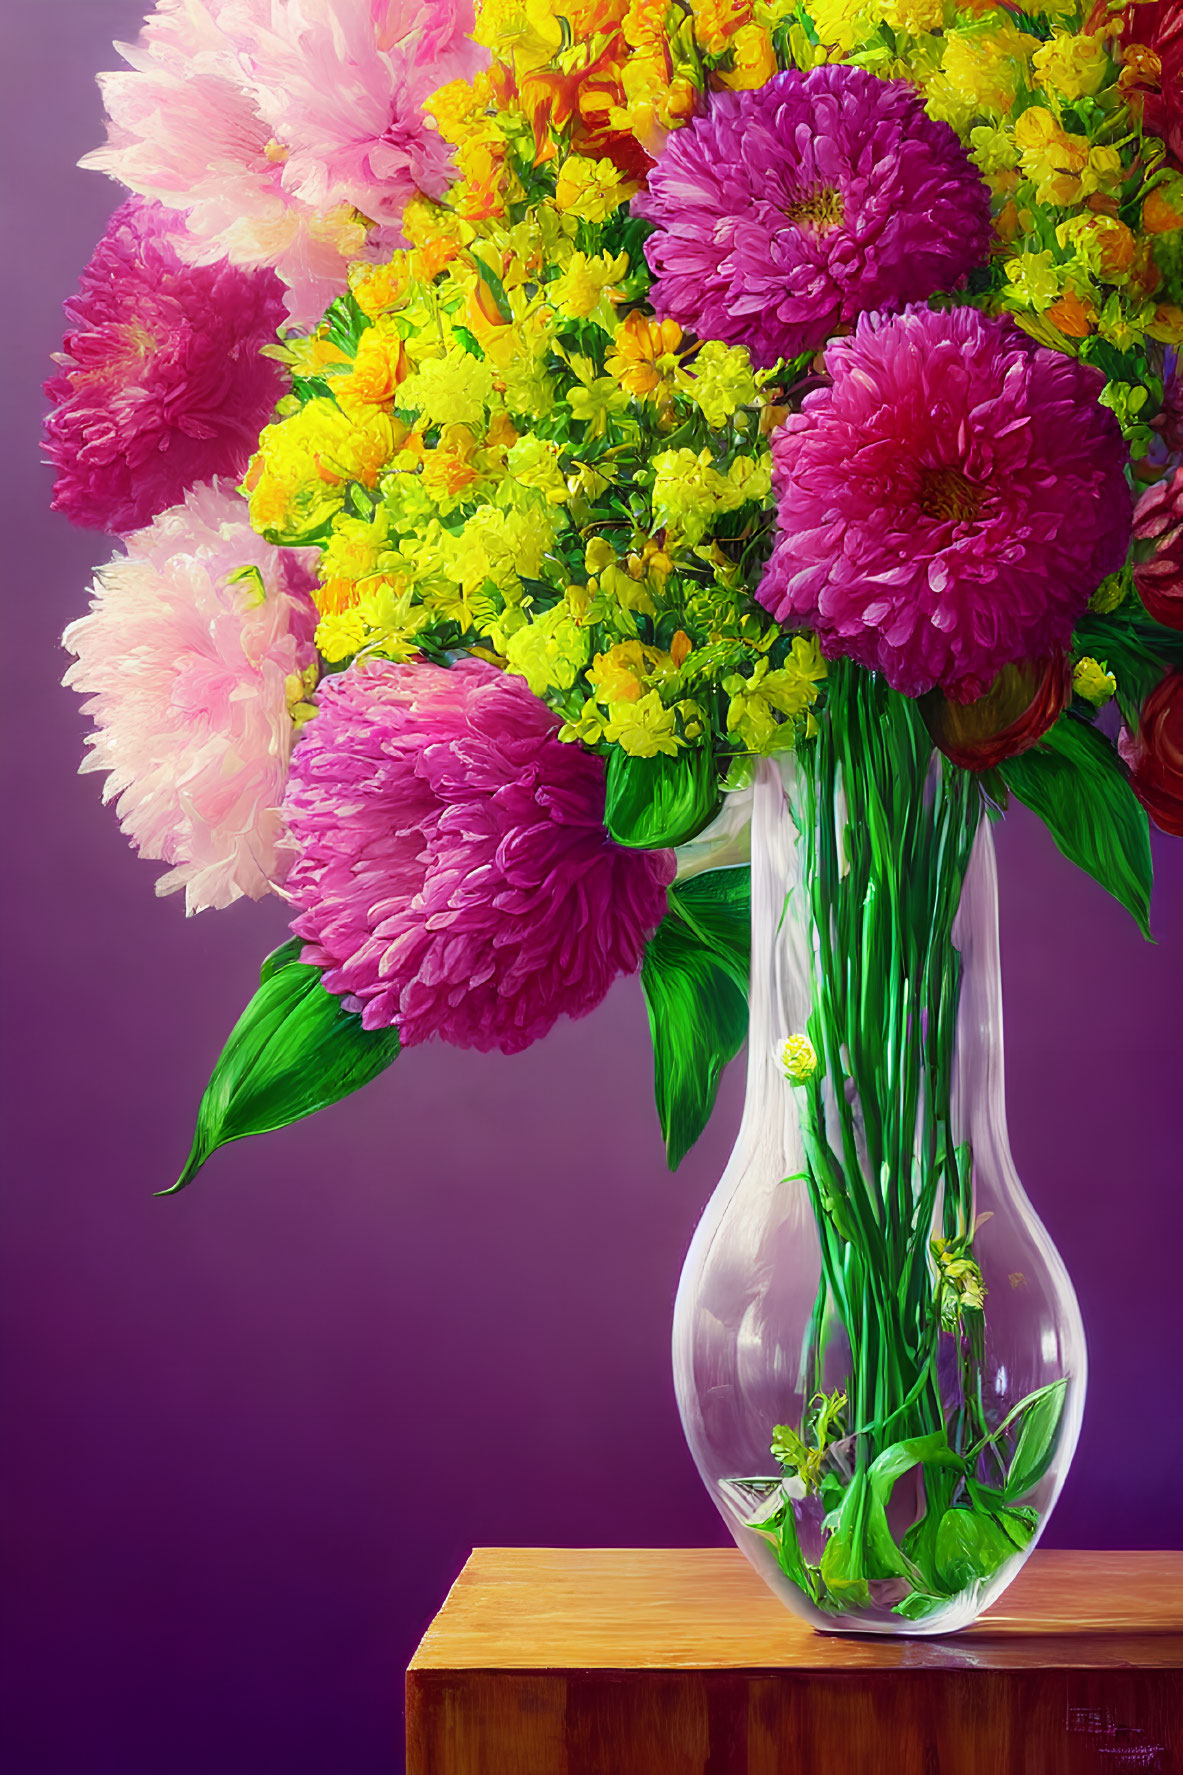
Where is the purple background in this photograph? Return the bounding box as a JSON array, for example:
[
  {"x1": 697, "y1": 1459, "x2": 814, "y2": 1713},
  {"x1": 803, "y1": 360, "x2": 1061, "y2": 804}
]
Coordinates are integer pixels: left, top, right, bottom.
[{"x1": 2, "y1": 6, "x2": 1181, "y2": 1771}]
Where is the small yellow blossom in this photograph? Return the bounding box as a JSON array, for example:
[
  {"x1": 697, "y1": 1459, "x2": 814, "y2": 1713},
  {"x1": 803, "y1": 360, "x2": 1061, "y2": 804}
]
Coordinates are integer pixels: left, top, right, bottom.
[
  {"x1": 651, "y1": 447, "x2": 772, "y2": 546},
  {"x1": 548, "y1": 249, "x2": 629, "y2": 319},
  {"x1": 504, "y1": 601, "x2": 591, "y2": 695},
  {"x1": 1057, "y1": 213, "x2": 1137, "y2": 282},
  {"x1": 1004, "y1": 249, "x2": 1064, "y2": 312},
  {"x1": 969, "y1": 124, "x2": 1019, "y2": 178},
  {"x1": 398, "y1": 349, "x2": 495, "y2": 427},
  {"x1": 941, "y1": 24, "x2": 1037, "y2": 119},
  {"x1": 781, "y1": 1034, "x2": 819, "y2": 1084},
  {"x1": 724, "y1": 638, "x2": 826, "y2": 752},
  {"x1": 683, "y1": 339, "x2": 759, "y2": 427},
  {"x1": 876, "y1": 0, "x2": 942, "y2": 34},
  {"x1": 602, "y1": 688, "x2": 681, "y2": 756},
  {"x1": 506, "y1": 433, "x2": 569, "y2": 504},
  {"x1": 316, "y1": 608, "x2": 372, "y2": 664},
  {"x1": 554, "y1": 155, "x2": 634, "y2": 223},
  {"x1": 805, "y1": 0, "x2": 874, "y2": 53},
  {"x1": 1073, "y1": 657, "x2": 1117, "y2": 704},
  {"x1": 348, "y1": 257, "x2": 412, "y2": 319},
  {"x1": 1032, "y1": 32, "x2": 1110, "y2": 102}
]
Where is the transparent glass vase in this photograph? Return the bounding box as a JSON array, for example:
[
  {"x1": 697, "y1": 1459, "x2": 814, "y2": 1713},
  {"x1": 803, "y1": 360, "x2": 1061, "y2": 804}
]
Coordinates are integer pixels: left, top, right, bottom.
[{"x1": 673, "y1": 743, "x2": 1087, "y2": 1635}]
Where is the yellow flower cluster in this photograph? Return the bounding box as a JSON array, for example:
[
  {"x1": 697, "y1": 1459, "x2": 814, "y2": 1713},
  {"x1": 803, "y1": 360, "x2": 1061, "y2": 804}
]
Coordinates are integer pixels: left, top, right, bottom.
[
  {"x1": 795, "y1": 0, "x2": 1183, "y2": 398},
  {"x1": 244, "y1": 40, "x2": 811, "y2": 767}
]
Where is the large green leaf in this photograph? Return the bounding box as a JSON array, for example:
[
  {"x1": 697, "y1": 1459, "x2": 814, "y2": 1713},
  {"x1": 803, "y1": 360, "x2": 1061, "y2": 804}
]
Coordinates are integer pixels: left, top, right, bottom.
[
  {"x1": 165, "y1": 945, "x2": 400, "y2": 1193},
  {"x1": 641, "y1": 868, "x2": 749, "y2": 1169},
  {"x1": 934, "y1": 1507, "x2": 1021, "y2": 1593},
  {"x1": 999, "y1": 716, "x2": 1153, "y2": 938},
  {"x1": 1005, "y1": 1377, "x2": 1068, "y2": 1501},
  {"x1": 818, "y1": 1470, "x2": 871, "y2": 1610},
  {"x1": 605, "y1": 744, "x2": 720, "y2": 849},
  {"x1": 864, "y1": 1433, "x2": 965, "y2": 1582}
]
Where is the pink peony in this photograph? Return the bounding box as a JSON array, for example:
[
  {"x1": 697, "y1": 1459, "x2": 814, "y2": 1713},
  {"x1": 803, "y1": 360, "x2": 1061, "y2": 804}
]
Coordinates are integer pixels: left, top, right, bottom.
[
  {"x1": 63, "y1": 480, "x2": 318, "y2": 914},
  {"x1": 282, "y1": 658, "x2": 675, "y2": 1052},
  {"x1": 633, "y1": 65, "x2": 992, "y2": 368},
  {"x1": 758, "y1": 305, "x2": 1132, "y2": 702},
  {"x1": 81, "y1": 0, "x2": 487, "y2": 328},
  {"x1": 44, "y1": 198, "x2": 287, "y2": 534}
]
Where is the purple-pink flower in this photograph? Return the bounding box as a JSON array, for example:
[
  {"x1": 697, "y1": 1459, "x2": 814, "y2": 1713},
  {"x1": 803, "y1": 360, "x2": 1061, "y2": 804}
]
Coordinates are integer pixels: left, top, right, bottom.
[
  {"x1": 633, "y1": 65, "x2": 992, "y2": 368},
  {"x1": 81, "y1": 0, "x2": 487, "y2": 327},
  {"x1": 758, "y1": 305, "x2": 1131, "y2": 702},
  {"x1": 44, "y1": 198, "x2": 287, "y2": 535},
  {"x1": 282, "y1": 658, "x2": 675, "y2": 1053},
  {"x1": 63, "y1": 480, "x2": 318, "y2": 914}
]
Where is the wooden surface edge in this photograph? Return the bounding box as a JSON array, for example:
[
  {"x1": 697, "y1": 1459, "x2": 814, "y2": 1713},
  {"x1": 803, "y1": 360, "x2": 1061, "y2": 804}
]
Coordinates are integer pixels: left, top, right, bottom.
[{"x1": 409, "y1": 1548, "x2": 1183, "y2": 1675}]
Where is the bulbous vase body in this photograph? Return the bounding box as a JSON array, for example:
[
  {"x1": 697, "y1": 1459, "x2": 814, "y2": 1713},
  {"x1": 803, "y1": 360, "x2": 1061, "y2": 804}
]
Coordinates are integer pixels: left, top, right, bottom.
[{"x1": 673, "y1": 743, "x2": 1086, "y2": 1635}]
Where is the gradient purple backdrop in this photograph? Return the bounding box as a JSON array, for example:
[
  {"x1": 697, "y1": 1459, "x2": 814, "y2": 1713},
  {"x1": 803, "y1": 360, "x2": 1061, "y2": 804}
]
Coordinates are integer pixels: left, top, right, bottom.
[{"x1": 1, "y1": 7, "x2": 1181, "y2": 1771}]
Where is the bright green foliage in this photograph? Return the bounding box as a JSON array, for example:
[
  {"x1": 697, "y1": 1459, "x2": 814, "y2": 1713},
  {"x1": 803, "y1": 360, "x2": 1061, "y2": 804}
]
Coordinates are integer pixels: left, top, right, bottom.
[
  {"x1": 999, "y1": 716, "x2": 1153, "y2": 938},
  {"x1": 641, "y1": 866, "x2": 749, "y2": 1169},
  {"x1": 604, "y1": 743, "x2": 720, "y2": 849},
  {"x1": 166, "y1": 943, "x2": 400, "y2": 1192}
]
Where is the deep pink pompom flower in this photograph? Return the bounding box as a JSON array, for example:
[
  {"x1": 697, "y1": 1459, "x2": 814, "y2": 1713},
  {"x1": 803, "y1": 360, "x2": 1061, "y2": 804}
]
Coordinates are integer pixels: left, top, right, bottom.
[
  {"x1": 283, "y1": 658, "x2": 675, "y2": 1053},
  {"x1": 632, "y1": 65, "x2": 992, "y2": 368},
  {"x1": 758, "y1": 305, "x2": 1132, "y2": 702},
  {"x1": 44, "y1": 198, "x2": 286, "y2": 535}
]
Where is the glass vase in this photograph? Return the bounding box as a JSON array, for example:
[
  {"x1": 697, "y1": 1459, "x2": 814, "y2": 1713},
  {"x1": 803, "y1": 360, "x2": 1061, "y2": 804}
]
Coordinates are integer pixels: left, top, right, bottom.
[{"x1": 672, "y1": 667, "x2": 1087, "y2": 1635}]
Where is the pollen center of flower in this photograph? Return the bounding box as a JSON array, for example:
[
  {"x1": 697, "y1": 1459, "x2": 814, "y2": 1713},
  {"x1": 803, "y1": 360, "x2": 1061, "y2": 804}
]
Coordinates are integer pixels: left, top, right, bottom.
[
  {"x1": 783, "y1": 186, "x2": 845, "y2": 232},
  {"x1": 918, "y1": 465, "x2": 985, "y2": 525}
]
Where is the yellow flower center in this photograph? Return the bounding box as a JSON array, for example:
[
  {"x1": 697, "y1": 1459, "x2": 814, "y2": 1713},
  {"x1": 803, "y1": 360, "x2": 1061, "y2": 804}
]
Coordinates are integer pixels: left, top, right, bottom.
[
  {"x1": 919, "y1": 466, "x2": 985, "y2": 524},
  {"x1": 784, "y1": 186, "x2": 845, "y2": 231}
]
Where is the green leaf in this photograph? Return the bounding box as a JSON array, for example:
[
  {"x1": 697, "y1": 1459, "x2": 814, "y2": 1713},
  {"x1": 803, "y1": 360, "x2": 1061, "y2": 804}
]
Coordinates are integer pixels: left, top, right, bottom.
[
  {"x1": 894, "y1": 1590, "x2": 949, "y2": 1621},
  {"x1": 259, "y1": 938, "x2": 304, "y2": 983},
  {"x1": 934, "y1": 1507, "x2": 1021, "y2": 1593},
  {"x1": 818, "y1": 1471, "x2": 871, "y2": 1610},
  {"x1": 165, "y1": 960, "x2": 400, "y2": 1193},
  {"x1": 749, "y1": 1493, "x2": 818, "y2": 1604},
  {"x1": 641, "y1": 869, "x2": 749, "y2": 1169},
  {"x1": 604, "y1": 744, "x2": 721, "y2": 849},
  {"x1": 864, "y1": 1433, "x2": 965, "y2": 1582},
  {"x1": 999, "y1": 716, "x2": 1153, "y2": 938},
  {"x1": 667, "y1": 866, "x2": 751, "y2": 972},
  {"x1": 1005, "y1": 1376, "x2": 1068, "y2": 1501}
]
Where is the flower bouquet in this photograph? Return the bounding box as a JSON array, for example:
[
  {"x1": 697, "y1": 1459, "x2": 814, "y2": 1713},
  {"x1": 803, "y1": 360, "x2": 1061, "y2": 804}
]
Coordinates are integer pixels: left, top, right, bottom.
[{"x1": 50, "y1": 0, "x2": 1183, "y2": 1632}]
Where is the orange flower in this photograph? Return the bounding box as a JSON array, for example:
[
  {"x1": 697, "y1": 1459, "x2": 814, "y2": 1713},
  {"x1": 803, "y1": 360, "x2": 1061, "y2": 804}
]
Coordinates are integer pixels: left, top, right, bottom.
[
  {"x1": 1144, "y1": 181, "x2": 1183, "y2": 232},
  {"x1": 605, "y1": 310, "x2": 684, "y2": 395},
  {"x1": 1046, "y1": 289, "x2": 1096, "y2": 337}
]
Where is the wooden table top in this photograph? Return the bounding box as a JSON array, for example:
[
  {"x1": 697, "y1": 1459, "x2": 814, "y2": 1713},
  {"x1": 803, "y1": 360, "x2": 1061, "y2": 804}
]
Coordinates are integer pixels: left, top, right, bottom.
[{"x1": 409, "y1": 1547, "x2": 1183, "y2": 1674}]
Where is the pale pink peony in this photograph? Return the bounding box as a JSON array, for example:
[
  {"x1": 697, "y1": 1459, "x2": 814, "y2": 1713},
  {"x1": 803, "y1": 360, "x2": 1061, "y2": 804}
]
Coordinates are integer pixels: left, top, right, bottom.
[
  {"x1": 63, "y1": 479, "x2": 318, "y2": 914},
  {"x1": 81, "y1": 0, "x2": 486, "y2": 328},
  {"x1": 759, "y1": 305, "x2": 1132, "y2": 701},
  {"x1": 282, "y1": 658, "x2": 676, "y2": 1052}
]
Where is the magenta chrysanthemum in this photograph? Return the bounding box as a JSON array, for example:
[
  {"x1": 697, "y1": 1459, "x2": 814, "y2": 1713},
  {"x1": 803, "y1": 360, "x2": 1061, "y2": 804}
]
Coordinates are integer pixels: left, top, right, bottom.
[
  {"x1": 63, "y1": 480, "x2": 318, "y2": 914},
  {"x1": 44, "y1": 199, "x2": 286, "y2": 535},
  {"x1": 632, "y1": 65, "x2": 992, "y2": 368},
  {"x1": 80, "y1": 0, "x2": 487, "y2": 327},
  {"x1": 282, "y1": 658, "x2": 675, "y2": 1053},
  {"x1": 758, "y1": 305, "x2": 1132, "y2": 701}
]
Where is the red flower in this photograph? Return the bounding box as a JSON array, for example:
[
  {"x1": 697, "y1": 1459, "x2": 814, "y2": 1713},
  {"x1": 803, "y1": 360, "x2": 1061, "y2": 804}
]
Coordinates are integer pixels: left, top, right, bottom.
[
  {"x1": 1134, "y1": 466, "x2": 1183, "y2": 629},
  {"x1": 1122, "y1": 1, "x2": 1183, "y2": 169},
  {"x1": 920, "y1": 655, "x2": 1072, "y2": 772},
  {"x1": 1120, "y1": 671, "x2": 1183, "y2": 834}
]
